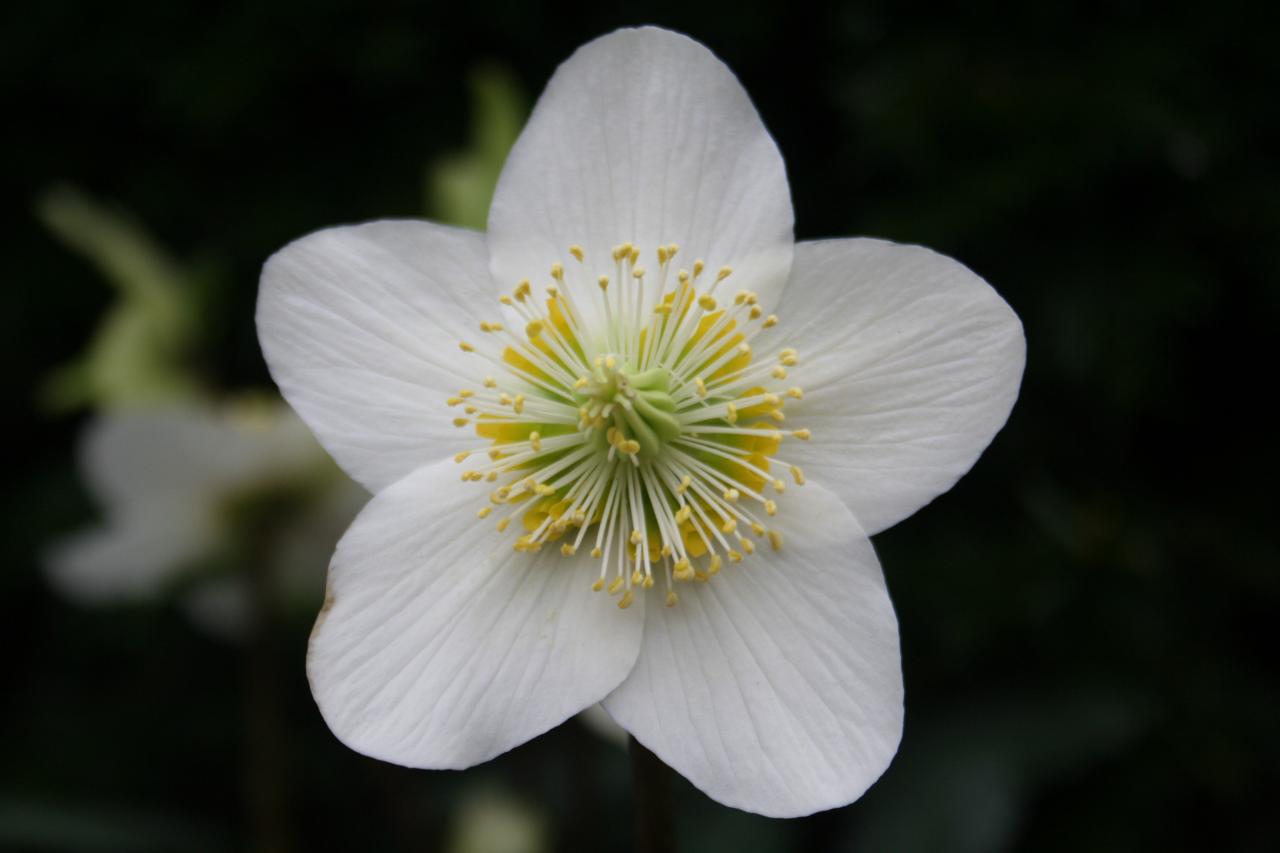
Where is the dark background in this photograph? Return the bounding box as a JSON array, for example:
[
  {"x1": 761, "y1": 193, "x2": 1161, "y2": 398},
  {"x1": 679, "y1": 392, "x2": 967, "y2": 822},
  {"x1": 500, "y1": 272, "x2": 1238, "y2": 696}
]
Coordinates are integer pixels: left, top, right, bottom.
[{"x1": 4, "y1": 1, "x2": 1278, "y2": 851}]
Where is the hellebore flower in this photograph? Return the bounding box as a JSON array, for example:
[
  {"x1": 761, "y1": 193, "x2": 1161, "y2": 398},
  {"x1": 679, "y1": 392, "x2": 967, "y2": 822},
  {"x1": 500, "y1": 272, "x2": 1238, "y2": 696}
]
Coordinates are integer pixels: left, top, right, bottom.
[
  {"x1": 257, "y1": 27, "x2": 1024, "y2": 816},
  {"x1": 47, "y1": 400, "x2": 364, "y2": 638}
]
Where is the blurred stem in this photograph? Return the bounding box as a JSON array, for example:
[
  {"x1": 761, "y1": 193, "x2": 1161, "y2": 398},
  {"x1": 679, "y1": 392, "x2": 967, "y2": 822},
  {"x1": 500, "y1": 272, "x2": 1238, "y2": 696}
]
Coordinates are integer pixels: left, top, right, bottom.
[
  {"x1": 244, "y1": 538, "x2": 294, "y2": 853},
  {"x1": 629, "y1": 736, "x2": 675, "y2": 853}
]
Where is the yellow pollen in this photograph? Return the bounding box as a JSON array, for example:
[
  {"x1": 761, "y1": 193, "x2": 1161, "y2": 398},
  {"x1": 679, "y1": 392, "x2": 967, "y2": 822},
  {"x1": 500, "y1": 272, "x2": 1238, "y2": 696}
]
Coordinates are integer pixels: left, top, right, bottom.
[
  {"x1": 750, "y1": 521, "x2": 766, "y2": 536},
  {"x1": 716, "y1": 266, "x2": 732, "y2": 282},
  {"x1": 631, "y1": 569, "x2": 644, "y2": 584},
  {"x1": 707, "y1": 554, "x2": 722, "y2": 575},
  {"x1": 513, "y1": 394, "x2": 525, "y2": 414},
  {"x1": 496, "y1": 517, "x2": 510, "y2": 532},
  {"x1": 452, "y1": 417, "x2": 469, "y2": 427},
  {"x1": 694, "y1": 377, "x2": 707, "y2": 397},
  {"x1": 633, "y1": 266, "x2": 646, "y2": 279},
  {"x1": 721, "y1": 518, "x2": 738, "y2": 533},
  {"x1": 723, "y1": 488, "x2": 740, "y2": 502},
  {"x1": 561, "y1": 544, "x2": 576, "y2": 556},
  {"x1": 674, "y1": 505, "x2": 692, "y2": 524},
  {"x1": 768, "y1": 530, "x2": 784, "y2": 551},
  {"x1": 739, "y1": 537, "x2": 755, "y2": 554},
  {"x1": 787, "y1": 387, "x2": 804, "y2": 399},
  {"x1": 677, "y1": 475, "x2": 692, "y2": 495},
  {"x1": 591, "y1": 547, "x2": 603, "y2": 558},
  {"x1": 773, "y1": 479, "x2": 786, "y2": 493},
  {"x1": 763, "y1": 314, "x2": 778, "y2": 328},
  {"x1": 598, "y1": 275, "x2": 609, "y2": 290},
  {"x1": 629, "y1": 246, "x2": 639, "y2": 264},
  {"x1": 459, "y1": 341, "x2": 475, "y2": 352},
  {"x1": 618, "y1": 590, "x2": 635, "y2": 609},
  {"x1": 500, "y1": 295, "x2": 514, "y2": 306},
  {"x1": 608, "y1": 577, "x2": 624, "y2": 595},
  {"x1": 765, "y1": 500, "x2": 777, "y2": 516},
  {"x1": 529, "y1": 431, "x2": 542, "y2": 451},
  {"x1": 447, "y1": 396, "x2": 462, "y2": 407},
  {"x1": 569, "y1": 244, "x2": 584, "y2": 261},
  {"x1": 483, "y1": 376, "x2": 496, "y2": 388},
  {"x1": 790, "y1": 465, "x2": 806, "y2": 485},
  {"x1": 727, "y1": 550, "x2": 743, "y2": 563},
  {"x1": 749, "y1": 305, "x2": 762, "y2": 320},
  {"x1": 477, "y1": 506, "x2": 492, "y2": 519},
  {"x1": 592, "y1": 578, "x2": 604, "y2": 591},
  {"x1": 726, "y1": 404, "x2": 738, "y2": 424},
  {"x1": 454, "y1": 451, "x2": 470, "y2": 463},
  {"x1": 550, "y1": 263, "x2": 564, "y2": 281},
  {"x1": 792, "y1": 428, "x2": 812, "y2": 440},
  {"x1": 693, "y1": 259, "x2": 704, "y2": 277},
  {"x1": 526, "y1": 320, "x2": 544, "y2": 338},
  {"x1": 630, "y1": 529, "x2": 643, "y2": 545},
  {"x1": 772, "y1": 366, "x2": 788, "y2": 380},
  {"x1": 698, "y1": 294, "x2": 717, "y2": 311}
]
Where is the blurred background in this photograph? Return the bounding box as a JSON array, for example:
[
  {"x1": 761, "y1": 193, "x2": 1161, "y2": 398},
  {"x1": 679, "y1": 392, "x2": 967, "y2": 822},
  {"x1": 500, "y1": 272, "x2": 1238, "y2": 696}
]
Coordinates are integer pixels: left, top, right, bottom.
[{"x1": 4, "y1": 1, "x2": 1278, "y2": 851}]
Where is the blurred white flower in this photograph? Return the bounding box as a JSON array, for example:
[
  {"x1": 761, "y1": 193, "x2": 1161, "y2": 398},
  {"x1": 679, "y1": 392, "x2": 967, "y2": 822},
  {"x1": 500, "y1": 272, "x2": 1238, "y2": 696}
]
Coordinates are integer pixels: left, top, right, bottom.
[
  {"x1": 258, "y1": 27, "x2": 1023, "y2": 815},
  {"x1": 46, "y1": 399, "x2": 366, "y2": 639}
]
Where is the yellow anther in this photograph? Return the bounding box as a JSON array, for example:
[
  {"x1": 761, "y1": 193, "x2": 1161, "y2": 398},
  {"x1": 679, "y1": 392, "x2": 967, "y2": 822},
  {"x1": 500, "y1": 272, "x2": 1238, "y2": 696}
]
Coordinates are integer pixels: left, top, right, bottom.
[
  {"x1": 631, "y1": 569, "x2": 644, "y2": 584},
  {"x1": 458, "y1": 389, "x2": 475, "y2": 399},
  {"x1": 750, "y1": 521, "x2": 766, "y2": 536},
  {"x1": 513, "y1": 394, "x2": 525, "y2": 414},
  {"x1": 452, "y1": 417, "x2": 470, "y2": 428},
  {"x1": 529, "y1": 431, "x2": 542, "y2": 452},
  {"x1": 738, "y1": 342, "x2": 752, "y2": 357},
  {"x1": 654, "y1": 304, "x2": 671, "y2": 315},
  {"x1": 592, "y1": 578, "x2": 604, "y2": 591},
  {"x1": 546, "y1": 285, "x2": 558, "y2": 298},
  {"x1": 749, "y1": 306, "x2": 762, "y2": 320},
  {"x1": 745, "y1": 293, "x2": 758, "y2": 306},
  {"x1": 657, "y1": 246, "x2": 669, "y2": 265},
  {"x1": 723, "y1": 488, "x2": 740, "y2": 502},
  {"x1": 574, "y1": 375, "x2": 590, "y2": 390},
  {"x1": 773, "y1": 479, "x2": 786, "y2": 493},
  {"x1": 526, "y1": 320, "x2": 543, "y2": 338},
  {"x1": 621, "y1": 439, "x2": 641, "y2": 455},
  {"x1": 477, "y1": 506, "x2": 492, "y2": 519},
  {"x1": 561, "y1": 543, "x2": 576, "y2": 556},
  {"x1": 496, "y1": 517, "x2": 511, "y2": 532},
  {"x1": 500, "y1": 295, "x2": 514, "y2": 305},
  {"x1": 486, "y1": 471, "x2": 498, "y2": 482},
  {"x1": 734, "y1": 291, "x2": 747, "y2": 305},
  {"x1": 769, "y1": 409, "x2": 786, "y2": 422},
  {"x1": 659, "y1": 544, "x2": 672, "y2": 558},
  {"x1": 550, "y1": 262, "x2": 564, "y2": 281},
  {"x1": 693, "y1": 259, "x2": 704, "y2": 277},
  {"x1": 459, "y1": 341, "x2": 475, "y2": 352},
  {"x1": 707, "y1": 554, "x2": 722, "y2": 575},
  {"x1": 716, "y1": 266, "x2": 732, "y2": 282},
  {"x1": 727, "y1": 550, "x2": 743, "y2": 563},
  {"x1": 569, "y1": 244, "x2": 584, "y2": 261},
  {"x1": 454, "y1": 451, "x2": 470, "y2": 463},
  {"x1": 780, "y1": 348, "x2": 797, "y2": 358},
  {"x1": 677, "y1": 269, "x2": 690, "y2": 284},
  {"x1": 772, "y1": 365, "x2": 788, "y2": 380},
  {"x1": 667, "y1": 243, "x2": 679, "y2": 258},
  {"x1": 447, "y1": 396, "x2": 463, "y2": 407},
  {"x1": 726, "y1": 404, "x2": 738, "y2": 424},
  {"x1": 720, "y1": 517, "x2": 738, "y2": 534},
  {"x1": 694, "y1": 570, "x2": 710, "y2": 583},
  {"x1": 483, "y1": 376, "x2": 496, "y2": 388},
  {"x1": 666, "y1": 591, "x2": 679, "y2": 607},
  {"x1": 607, "y1": 576, "x2": 625, "y2": 595},
  {"x1": 698, "y1": 294, "x2": 717, "y2": 311},
  {"x1": 591, "y1": 547, "x2": 603, "y2": 558},
  {"x1": 764, "y1": 500, "x2": 778, "y2": 516},
  {"x1": 674, "y1": 505, "x2": 692, "y2": 525},
  {"x1": 629, "y1": 246, "x2": 639, "y2": 265},
  {"x1": 792, "y1": 428, "x2": 812, "y2": 440},
  {"x1": 499, "y1": 392, "x2": 512, "y2": 405},
  {"x1": 768, "y1": 530, "x2": 784, "y2": 551},
  {"x1": 618, "y1": 590, "x2": 635, "y2": 609},
  {"x1": 677, "y1": 475, "x2": 692, "y2": 495},
  {"x1": 605, "y1": 355, "x2": 616, "y2": 370},
  {"x1": 535, "y1": 483, "x2": 555, "y2": 496},
  {"x1": 598, "y1": 275, "x2": 610, "y2": 290},
  {"x1": 630, "y1": 529, "x2": 643, "y2": 545},
  {"x1": 790, "y1": 465, "x2": 806, "y2": 485},
  {"x1": 464, "y1": 405, "x2": 477, "y2": 415},
  {"x1": 694, "y1": 377, "x2": 707, "y2": 397},
  {"x1": 673, "y1": 558, "x2": 693, "y2": 581},
  {"x1": 787, "y1": 387, "x2": 804, "y2": 399},
  {"x1": 763, "y1": 314, "x2": 778, "y2": 328},
  {"x1": 632, "y1": 266, "x2": 646, "y2": 279},
  {"x1": 781, "y1": 355, "x2": 798, "y2": 366}
]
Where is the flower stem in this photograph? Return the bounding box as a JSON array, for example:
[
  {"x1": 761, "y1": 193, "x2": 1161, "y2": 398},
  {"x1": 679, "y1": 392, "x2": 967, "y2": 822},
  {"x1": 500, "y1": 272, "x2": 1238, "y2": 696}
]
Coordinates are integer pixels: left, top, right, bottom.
[{"x1": 629, "y1": 735, "x2": 676, "y2": 853}]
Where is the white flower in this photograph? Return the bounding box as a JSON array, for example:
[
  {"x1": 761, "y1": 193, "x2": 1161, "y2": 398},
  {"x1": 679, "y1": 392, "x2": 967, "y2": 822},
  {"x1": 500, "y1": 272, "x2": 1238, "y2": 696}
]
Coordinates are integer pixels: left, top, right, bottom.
[
  {"x1": 47, "y1": 400, "x2": 365, "y2": 639},
  {"x1": 256, "y1": 27, "x2": 1024, "y2": 817}
]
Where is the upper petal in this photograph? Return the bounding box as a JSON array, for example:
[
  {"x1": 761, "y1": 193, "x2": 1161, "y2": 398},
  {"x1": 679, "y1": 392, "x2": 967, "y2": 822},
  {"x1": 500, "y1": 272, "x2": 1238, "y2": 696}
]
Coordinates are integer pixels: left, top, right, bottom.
[
  {"x1": 257, "y1": 220, "x2": 494, "y2": 492},
  {"x1": 487, "y1": 27, "x2": 793, "y2": 308},
  {"x1": 308, "y1": 457, "x2": 645, "y2": 769},
  {"x1": 603, "y1": 479, "x2": 903, "y2": 817},
  {"x1": 774, "y1": 238, "x2": 1025, "y2": 534}
]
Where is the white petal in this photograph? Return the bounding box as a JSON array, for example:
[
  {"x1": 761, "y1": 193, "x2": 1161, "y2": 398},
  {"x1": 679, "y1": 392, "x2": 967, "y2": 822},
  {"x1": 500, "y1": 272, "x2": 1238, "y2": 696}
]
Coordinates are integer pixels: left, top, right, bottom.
[
  {"x1": 257, "y1": 220, "x2": 495, "y2": 492},
  {"x1": 80, "y1": 403, "x2": 320, "y2": 508},
  {"x1": 487, "y1": 27, "x2": 793, "y2": 309},
  {"x1": 603, "y1": 480, "x2": 902, "y2": 817},
  {"x1": 45, "y1": 504, "x2": 214, "y2": 603},
  {"x1": 308, "y1": 457, "x2": 645, "y2": 769},
  {"x1": 776, "y1": 238, "x2": 1025, "y2": 534}
]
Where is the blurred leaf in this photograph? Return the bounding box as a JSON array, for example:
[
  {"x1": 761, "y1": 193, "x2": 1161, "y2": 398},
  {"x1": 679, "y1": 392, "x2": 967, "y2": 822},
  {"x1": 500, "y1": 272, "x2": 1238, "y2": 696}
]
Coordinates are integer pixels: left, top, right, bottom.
[
  {"x1": 36, "y1": 186, "x2": 201, "y2": 411},
  {"x1": 425, "y1": 65, "x2": 527, "y2": 229}
]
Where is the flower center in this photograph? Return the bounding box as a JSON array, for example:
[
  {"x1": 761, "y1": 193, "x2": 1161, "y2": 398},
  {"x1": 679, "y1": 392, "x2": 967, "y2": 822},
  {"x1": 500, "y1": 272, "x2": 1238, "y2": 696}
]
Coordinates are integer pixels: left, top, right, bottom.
[{"x1": 448, "y1": 242, "x2": 810, "y2": 609}]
